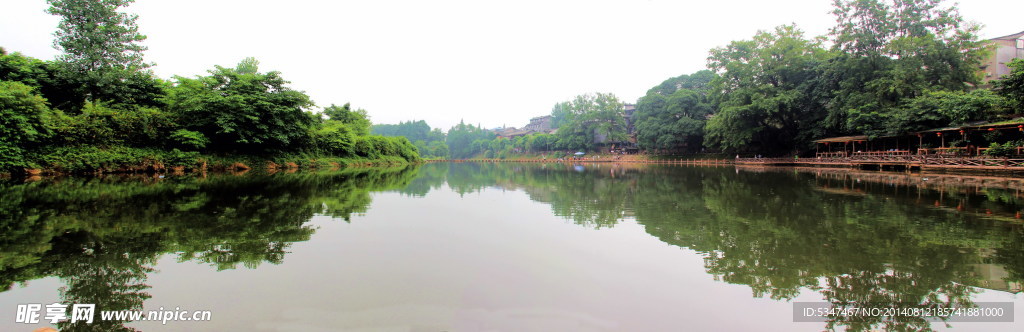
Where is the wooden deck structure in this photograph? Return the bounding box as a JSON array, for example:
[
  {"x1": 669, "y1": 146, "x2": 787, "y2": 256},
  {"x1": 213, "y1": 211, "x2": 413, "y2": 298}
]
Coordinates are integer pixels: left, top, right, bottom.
[
  {"x1": 428, "y1": 155, "x2": 1024, "y2": 172},
  {"x1": 812, "y1": 122, "x2": 1024, "y2": 159},
  {"x1": 736, "y1": 155, "x2": 1024, "y2": 172}
]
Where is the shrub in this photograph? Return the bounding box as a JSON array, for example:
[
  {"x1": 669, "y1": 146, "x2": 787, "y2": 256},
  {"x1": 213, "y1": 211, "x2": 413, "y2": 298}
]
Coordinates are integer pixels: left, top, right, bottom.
[
  {"x1": 170, "y1": 129, "x2": 209, "y2": 150},
  {"x1": 352, "y1": 136, "x2": 380, "y2": 159},
  {"x1": 984, "y1": 142, "x2": 1018, "y2": 157},
  {"x1": 311, "y1": 121, "x2": 355, "y2": 156},
  {"x1": 0, "y1": 81, "x2": 52, "y2": 169},
  {"x1": 30, "y1": 146, "x2": 199, "y2": 173},
  {"x1": 49, "y1": 102, "x2": 177, "y2": 147}
]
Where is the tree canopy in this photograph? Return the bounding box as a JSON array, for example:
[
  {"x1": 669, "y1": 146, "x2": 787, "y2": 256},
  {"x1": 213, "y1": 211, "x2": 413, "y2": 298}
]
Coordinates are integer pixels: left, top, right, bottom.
[
  {"x1": 373, "y1": 120, "x2": 448, "y2": 158},
  {"x1": 703, "y1": 25, "x2": 830, "y2": 153},
  {"x1": 324, "y1": 103, "x2": 372, "y2": 136},
  {"x1": 633, "y1": 70, "x2": 716, "y2": 152},
  {"x1": 996, "y1": 59, "x2": 1024, "y2": 112},
  {"x1": 47, "y1": 0, "x2": 150, "y2": 102},
  {"x1": 0, "y1": 81, "x2": 53, "y2": 169},
  {"x1": 554, "y1": 93, "x2": 627, "y2": 151},
  {"x1": 445, "y1": 121, "x2": 494, "y2": 159},
  {"x1": 825, "y1": 0, "x2": 988, "y2": 135},
  {"x1": 165, "y1": 59, "x2": 315, "y2": 154},
  {"x1": 632, "y1": 0, "x2": 1000, "y2": 155}
]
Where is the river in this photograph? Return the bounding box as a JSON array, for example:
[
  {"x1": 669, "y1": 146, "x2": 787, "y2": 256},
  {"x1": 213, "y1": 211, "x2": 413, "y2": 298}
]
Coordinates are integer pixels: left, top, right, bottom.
[{"x1": 1, "y1": 162, "x2": 1021, "y2": 331}]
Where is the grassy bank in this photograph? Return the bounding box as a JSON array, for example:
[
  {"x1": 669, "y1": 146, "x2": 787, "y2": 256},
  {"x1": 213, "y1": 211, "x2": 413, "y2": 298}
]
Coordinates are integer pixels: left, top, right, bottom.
[{"x1": 12, "y1": 146, "x2": 414, "y2": 176}]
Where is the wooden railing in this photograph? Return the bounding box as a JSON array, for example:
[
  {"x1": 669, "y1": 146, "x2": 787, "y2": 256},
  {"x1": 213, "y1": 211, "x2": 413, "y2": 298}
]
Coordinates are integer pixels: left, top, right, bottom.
[{"x1": 738, "y1": 155, "x2": 1024, "y2": 169}]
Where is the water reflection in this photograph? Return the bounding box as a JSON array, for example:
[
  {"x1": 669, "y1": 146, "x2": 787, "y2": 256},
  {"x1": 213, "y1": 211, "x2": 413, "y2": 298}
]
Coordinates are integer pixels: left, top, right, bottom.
[
  {"x1": 406, "y1": 162, "x2": 1024, "y2": 331},
  {"x1": 1, "y1": 162, "x2": 1022, "y2": 331},
  {"x1": 0, "y1": 166, "x2": 419, "y2": 331}
]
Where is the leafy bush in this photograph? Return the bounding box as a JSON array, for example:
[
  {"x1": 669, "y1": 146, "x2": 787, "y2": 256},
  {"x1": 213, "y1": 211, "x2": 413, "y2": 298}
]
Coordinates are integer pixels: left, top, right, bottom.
[
  {"x1": 348, "y1": 135, "x2": 419, "y2": 162},
  {"x1": 311, "y1": 121, "x2": 355, "y2": 156},
  {"x1": 390, "y1": 136, "x2": 420, "y2": 162},
  {"x1": 0, "y1": 81, "x2": 52, "y2": 170},
  {"x1": 30, "y1": 146, "x2": 199, "y2": 173},
  {"x1": 170, "y1": 129, "x2": 209, "y2": 150},
  {"x1": 49, "y1": 102, "x2": 177, "y2": 147},
  {"x1": 984, "y1": 142, "x2": 1018, "y2": 157},
  {"x1": 352, "y1": 136, "x2": 380, "y2": 159},
  {"x1": 165, "y1": 58, "x2": 314, "y2": 154}
]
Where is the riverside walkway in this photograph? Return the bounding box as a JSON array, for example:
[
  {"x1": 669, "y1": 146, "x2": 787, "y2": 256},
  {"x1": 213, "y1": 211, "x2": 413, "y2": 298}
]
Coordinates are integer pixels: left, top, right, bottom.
[{"x1": 736, "y1": 155, "x2": 1024, "y2": 172}]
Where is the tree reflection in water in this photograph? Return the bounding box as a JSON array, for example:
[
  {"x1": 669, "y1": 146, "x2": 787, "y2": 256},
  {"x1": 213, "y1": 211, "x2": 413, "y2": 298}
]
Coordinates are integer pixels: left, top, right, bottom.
[
  {"x1": 412, "y1": 162, "x2": 1024, "y2": 331},
  {"x1": 0, "y1": 166, "x2": 419, "y2": 331},
  {"x1": 2, "y1": 162, "x2": 1021, "y2": 331}
]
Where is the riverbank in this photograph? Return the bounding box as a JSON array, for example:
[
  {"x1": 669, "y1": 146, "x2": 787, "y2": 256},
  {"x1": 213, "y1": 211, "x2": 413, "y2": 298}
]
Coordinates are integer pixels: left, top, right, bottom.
[
  {"x1": 428, "y1": 153, "x2": 732, "y2": 165},
  {"x1": 6, "y1": 146, "x2": 416, "y2": 177},
  {"x1": 427, "y1": 154, "x2": 1024, "y2": 177},
  {"x1": 735, "y1": 156, "x2": 1024, "y2": 175}
]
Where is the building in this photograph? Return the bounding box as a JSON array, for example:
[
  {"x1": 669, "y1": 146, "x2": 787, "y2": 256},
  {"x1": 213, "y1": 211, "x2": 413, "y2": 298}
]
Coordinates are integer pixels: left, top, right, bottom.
[
  {"x1": 494, "y1": 127, "x2": 533, "y2": 139},
  {"x1": 623, "y1": 103, "x2": 636, "y2": 135},
  {"x1": 981, "y1": 30, "x2": 1024, "y2": 83},
  {"x1": 522, "y1": 115, "x2": 553, "y2": 133},
  {"x1": 812, "y1": 120, "x2": 1024, "y2": 157}
]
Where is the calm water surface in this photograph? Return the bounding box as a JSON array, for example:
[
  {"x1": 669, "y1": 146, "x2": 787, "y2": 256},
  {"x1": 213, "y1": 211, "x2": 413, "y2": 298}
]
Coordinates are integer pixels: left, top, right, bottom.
[{"x1": 1, "y1": 163, "x2": 1022, "y2": 331}]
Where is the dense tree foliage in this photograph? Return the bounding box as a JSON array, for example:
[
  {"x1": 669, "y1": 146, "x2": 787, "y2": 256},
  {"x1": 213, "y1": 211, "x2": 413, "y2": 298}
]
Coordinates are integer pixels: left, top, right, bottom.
[
  {"x1": 4, "y1": 0, "x2": 1021, "y2": 166},
  {"x1": 445, "y1": 121, "x2": 494, "y2": 159},
  {"x1": 310, "y1": 120, "x2": 356, "y2": 156},
  {"x1": 553, "y1": 93, "x2": 627, "y2": 151},
  {"x1": 0, "y1": 2, "x2": 420, "y2": 173},
  {"x1": 825, "y1": 0, "x2": 990, "y2": 135},
  {"x1": 0, "y1": 50, "x2": 86, "y2": 111},
  {"x1": 549, "y1": 101, "x2": 573, "y2": 129},
  {"x1": 373, "y1": 120, "x2": 448, "y2": 158},
  {"x1": 874, "y1": 89, "x2": 1005, "y2": 135},
  {"x1": 627, "y1": 0, "x2": 1010, "y2": 155},
  {"x1": 996, "y1": 59, "x2": 1024, "y2": 112},
  {"x1": 165, "y1": 58, "x2": 314, "y2": 154},
  {"x1": 47, "y1": 0, "x2": 150, "y2": 102},
  {"x1": 0, "y1": 52, "x2": 419, "y2": 172},
  {"x1": 703, "y1": 25, "x2": 830, "y2": 153},
  {"x1": 435, "y1": 92, "x2": 632, "y2": 159},
  {"x1": 0, "y1": 81, "x2": 53, "y2": 169},
  {"x1": 323, "y1": 103, "x2": 372, "y2": 136},
  {"x1": 633, "y1": 70, "x2": 715, "y2": 152}
]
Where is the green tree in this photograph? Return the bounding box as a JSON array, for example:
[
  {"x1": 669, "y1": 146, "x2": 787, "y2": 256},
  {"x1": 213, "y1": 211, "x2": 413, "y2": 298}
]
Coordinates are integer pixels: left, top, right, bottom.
[
  {"x1": 634, "y1": 71, "x2": 717, "y2": 153},
  {"x1": 165, "y1": 58, "x2": 314, "y2": 154},
  {"x1": 0, "y1": 50, "x2": 86, "y2": 111},
  {"x1": 311, "y1": 120, "x2": 356, "y2": 156},
  {"x1": 880, "y1": 89, "x2": 1006, "y2": 135},
  {"x1": 323, "y1": 103, "x2": 371, "y2": 136},
  {"x1": 0, "y1": 81, "x2": 53, "y2": 169},
  {"x1": 704, "y1": 25, "x2": 831, "y2": 153},
  {"x1": 371, "y1": 120, "x2": 445, "y2": 154},
  {"x1": 526, "y1": 133, "x2": 557, "y2": 152},
  {"x1": 645, "y1": 70, "x2": 716, "y2": 96},
  {"x1": 446, "y1": 121, "x2": 494, "y2": 159},
  {"x1": 995, "y1": 58, "x2": 1024, "y2": 112},
  {"x1": 825, "y1": 0, "x2": 987, "y2": 134},
  {"x1": 554, "y1": 93, "x2": 627, "y2": 151},
  {"x1": 549, "y1": 101, "x2": 573, "y2": 129},
  {"x1": 47, "y1": 101, "x2": 177, "y2": 148},
  {"x1": 47, "y1": 0, "x2": 149, "y2": 102}
]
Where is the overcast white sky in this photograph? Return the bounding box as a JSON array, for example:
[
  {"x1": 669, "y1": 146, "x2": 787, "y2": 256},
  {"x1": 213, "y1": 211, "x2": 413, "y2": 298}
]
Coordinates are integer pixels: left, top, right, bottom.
[{"x1": 2, "y1": 0, "x2": 1022, "y2": 130}]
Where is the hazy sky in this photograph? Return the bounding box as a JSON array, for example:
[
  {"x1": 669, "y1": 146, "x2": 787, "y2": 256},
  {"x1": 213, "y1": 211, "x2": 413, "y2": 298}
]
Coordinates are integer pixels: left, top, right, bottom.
[{"x1": 2, "y1": 0, "x2": 1022, "y2": 130}]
